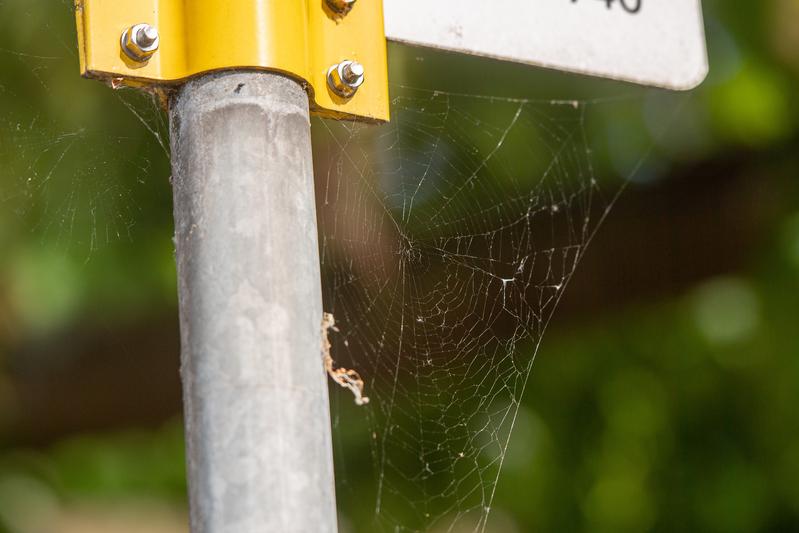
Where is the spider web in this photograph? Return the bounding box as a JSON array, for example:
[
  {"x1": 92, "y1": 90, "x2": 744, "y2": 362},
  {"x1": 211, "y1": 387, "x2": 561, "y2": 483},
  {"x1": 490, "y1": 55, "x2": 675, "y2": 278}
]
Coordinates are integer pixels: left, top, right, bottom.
[
  {"x1": 0, "y1": 2, "x2": 671, "y2": 531},
  {"x1": 314, "y1": 86, "x2": 641, "y2": 532},
  {"x1": 0, "y1": 0, "x2": 170, "y2": 258}
]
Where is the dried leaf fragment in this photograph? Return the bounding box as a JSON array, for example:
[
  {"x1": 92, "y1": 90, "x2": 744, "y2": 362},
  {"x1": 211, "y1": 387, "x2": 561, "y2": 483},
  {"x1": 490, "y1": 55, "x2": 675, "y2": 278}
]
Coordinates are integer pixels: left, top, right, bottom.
[{"x1": 322, "y1": 312, "x2": 369, "y2": 406}]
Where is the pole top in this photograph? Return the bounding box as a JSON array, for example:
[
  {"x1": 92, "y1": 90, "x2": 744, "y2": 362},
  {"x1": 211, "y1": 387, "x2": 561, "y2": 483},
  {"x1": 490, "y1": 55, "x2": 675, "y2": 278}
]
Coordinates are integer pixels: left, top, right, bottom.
[{"x1": 75, "y1": 0, "x2": 390, "y2": 122}]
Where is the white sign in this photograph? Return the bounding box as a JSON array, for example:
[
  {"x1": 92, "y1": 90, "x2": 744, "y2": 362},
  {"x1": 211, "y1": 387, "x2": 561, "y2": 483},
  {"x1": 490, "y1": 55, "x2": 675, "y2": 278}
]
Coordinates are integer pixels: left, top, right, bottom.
[{"x1": 383, "y1": 0, "x2": 708, "y2": 90}]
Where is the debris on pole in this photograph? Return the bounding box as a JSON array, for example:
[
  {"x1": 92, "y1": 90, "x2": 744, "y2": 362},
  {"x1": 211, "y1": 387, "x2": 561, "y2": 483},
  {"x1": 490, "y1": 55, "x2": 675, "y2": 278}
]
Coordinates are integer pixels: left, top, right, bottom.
[{"x1": 170, "y1": 71, "x2": 338, "y2": 533}]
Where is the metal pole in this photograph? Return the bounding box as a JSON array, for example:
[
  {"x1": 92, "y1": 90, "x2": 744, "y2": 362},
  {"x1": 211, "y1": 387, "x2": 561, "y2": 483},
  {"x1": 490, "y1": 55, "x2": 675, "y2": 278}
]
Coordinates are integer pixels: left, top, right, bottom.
[{"x1": 169, "y1": 71, "x2": 338, "y2": 533}]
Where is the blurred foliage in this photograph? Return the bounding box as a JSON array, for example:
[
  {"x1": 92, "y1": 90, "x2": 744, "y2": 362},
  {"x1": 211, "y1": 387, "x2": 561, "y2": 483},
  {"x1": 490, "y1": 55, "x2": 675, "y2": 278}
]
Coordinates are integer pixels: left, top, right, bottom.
[
  {"x1": 0, "y1": 0, "x2": 797, "y2": 532},
  {"x1": 499, "y1": 257, "x2": 799, "y2": 532}
]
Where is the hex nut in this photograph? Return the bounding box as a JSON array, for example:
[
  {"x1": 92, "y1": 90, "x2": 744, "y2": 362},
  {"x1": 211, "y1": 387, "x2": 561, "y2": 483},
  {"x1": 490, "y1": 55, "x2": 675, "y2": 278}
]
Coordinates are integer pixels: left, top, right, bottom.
[
  {"x1": 327, "y1": 60, "x2": 365, "y2": 98},
  {"x1": 121, "y1": 23, "x2": 160, "y2": 62}
]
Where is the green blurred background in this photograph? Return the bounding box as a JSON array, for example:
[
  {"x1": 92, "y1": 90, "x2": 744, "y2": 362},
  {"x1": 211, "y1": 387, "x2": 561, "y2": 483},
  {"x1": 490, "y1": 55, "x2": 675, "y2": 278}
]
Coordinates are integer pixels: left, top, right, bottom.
[{"x1": 0, "y1": 0, "x2": 798, "y2": 531}]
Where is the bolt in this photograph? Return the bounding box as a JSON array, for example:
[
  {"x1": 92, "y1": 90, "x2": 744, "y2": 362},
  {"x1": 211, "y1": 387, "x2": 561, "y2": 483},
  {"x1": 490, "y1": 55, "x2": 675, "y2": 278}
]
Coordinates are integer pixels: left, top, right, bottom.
[
  {"x1": 121, "y1": 23, "x2": 160, "y2": 62},
  {"x1": 326, "y1": 0, "x2": 357, "y2": 15},
  {"x1": 136, "y1": 25, "x2": 159, "y2": 48},
  {"x1": 327, "y1": 60, "x2": 365, "y2": 98},
  {"x1": 342, "y1": 62, "x2": 364, "y2": 84}
]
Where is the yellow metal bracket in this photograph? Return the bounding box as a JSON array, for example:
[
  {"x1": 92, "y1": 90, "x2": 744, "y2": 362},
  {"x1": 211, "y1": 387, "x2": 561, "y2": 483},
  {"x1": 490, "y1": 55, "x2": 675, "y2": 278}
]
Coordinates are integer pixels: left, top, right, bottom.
[{"x1": 74, "y1": 0, "x2": 390, "y2": 122}]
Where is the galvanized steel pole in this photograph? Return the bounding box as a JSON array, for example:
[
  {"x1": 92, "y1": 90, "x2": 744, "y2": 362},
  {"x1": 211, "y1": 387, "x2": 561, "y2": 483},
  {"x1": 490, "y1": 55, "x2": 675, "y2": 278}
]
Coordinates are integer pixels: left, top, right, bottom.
[{"x1": 169, "y1": 71, "x2": 338, "y2": 533}]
